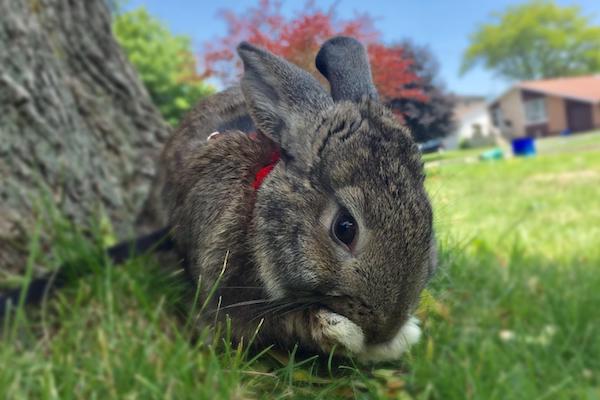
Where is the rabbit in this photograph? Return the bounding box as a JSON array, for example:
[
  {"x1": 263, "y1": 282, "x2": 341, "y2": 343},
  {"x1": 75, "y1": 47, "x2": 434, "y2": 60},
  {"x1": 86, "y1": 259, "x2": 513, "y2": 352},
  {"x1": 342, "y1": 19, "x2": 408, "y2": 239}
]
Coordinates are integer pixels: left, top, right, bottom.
[{"x1": 157, "y1": 36, "x2": 437, "y2": 363}]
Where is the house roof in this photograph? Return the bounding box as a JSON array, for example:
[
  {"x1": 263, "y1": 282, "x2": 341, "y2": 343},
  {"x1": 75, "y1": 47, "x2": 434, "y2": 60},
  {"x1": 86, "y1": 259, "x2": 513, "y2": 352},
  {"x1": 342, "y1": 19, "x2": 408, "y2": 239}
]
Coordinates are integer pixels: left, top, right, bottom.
[{"x1": 517, "y1": 75, "x2": 600, "y2": 104}]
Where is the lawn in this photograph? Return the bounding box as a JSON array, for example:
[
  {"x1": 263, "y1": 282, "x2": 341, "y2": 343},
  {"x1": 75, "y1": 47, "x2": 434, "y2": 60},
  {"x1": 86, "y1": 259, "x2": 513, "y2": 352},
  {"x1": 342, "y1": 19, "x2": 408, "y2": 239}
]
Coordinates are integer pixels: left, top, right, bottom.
[{"x1": 1, "y1": 133, "x2": 599, "y2": 399}]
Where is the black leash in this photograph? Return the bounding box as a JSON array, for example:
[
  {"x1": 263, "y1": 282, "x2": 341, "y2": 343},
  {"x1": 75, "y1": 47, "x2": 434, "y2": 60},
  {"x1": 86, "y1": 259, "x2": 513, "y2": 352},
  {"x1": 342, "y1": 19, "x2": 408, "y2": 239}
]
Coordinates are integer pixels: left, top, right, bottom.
[{"x1": 0, "y1": 226, "x2": 174, "y2": 318}]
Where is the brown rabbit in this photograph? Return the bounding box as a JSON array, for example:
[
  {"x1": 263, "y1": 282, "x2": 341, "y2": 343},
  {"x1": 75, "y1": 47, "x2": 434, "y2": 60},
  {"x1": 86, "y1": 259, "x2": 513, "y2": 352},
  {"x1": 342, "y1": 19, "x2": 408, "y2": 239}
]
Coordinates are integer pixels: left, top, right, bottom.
[{"x1": 156, "y1": 36, "x2": 437, "y2": 362}]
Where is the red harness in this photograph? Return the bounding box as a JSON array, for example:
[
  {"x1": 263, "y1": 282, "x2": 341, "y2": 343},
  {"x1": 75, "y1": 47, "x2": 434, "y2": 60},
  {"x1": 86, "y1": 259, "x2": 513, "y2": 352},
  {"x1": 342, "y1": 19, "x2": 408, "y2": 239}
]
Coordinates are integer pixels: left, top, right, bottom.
[
  {"x1": 252, "y1": 148, "x2": 281, "y2": 190},
  {"x1": 208, "y1": 130, "x2": 280, "y2": 190}
]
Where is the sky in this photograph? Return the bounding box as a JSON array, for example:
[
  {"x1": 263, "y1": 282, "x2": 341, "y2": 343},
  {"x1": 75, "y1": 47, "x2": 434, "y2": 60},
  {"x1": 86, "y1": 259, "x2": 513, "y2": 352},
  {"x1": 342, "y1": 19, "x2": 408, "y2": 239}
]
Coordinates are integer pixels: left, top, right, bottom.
[{"x1": 125, "y1": 0, "x2": 600, "y2": 98}]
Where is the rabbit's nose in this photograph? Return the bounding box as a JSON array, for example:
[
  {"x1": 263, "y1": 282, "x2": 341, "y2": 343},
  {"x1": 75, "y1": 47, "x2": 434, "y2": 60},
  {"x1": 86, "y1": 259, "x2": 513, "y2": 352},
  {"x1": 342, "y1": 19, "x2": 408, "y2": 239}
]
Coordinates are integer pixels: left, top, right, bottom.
[{"x1": 322, "y1": 296, "x2": 403, "y2": 345}]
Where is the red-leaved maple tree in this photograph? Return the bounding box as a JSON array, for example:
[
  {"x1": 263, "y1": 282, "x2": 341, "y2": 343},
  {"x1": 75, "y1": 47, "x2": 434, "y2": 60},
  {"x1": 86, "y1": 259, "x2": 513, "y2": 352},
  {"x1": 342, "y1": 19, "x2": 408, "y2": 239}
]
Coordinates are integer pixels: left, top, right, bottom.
[{"x1": 201, "y1": 0, "x2": 428, "y2": 104}]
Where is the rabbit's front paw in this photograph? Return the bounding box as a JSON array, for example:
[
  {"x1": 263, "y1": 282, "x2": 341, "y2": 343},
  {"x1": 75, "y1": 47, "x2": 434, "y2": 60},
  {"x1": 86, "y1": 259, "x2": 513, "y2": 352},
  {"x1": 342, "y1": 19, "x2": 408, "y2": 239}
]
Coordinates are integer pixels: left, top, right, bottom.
[
  {"x1": 313, "y1": 309, "x2": 365, "y2": 354},
  {"x1": 312, "y1": 310, "x2": 421, "y2": 362}
]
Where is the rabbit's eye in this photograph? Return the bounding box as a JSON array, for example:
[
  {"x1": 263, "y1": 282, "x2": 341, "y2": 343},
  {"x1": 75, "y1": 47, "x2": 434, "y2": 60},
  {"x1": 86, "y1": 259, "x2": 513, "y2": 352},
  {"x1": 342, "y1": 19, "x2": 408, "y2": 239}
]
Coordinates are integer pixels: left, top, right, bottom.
[{"x1": 331, "y1": 209, "x2": 358, "y2": 250}]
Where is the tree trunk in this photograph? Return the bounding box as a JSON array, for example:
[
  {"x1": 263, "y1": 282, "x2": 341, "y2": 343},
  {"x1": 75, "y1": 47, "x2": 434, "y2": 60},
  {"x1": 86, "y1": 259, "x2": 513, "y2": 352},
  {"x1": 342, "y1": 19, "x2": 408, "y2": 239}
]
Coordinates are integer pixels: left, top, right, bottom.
[{"x1": 0, "y1": 0, "x2": 169, "y2": 273}]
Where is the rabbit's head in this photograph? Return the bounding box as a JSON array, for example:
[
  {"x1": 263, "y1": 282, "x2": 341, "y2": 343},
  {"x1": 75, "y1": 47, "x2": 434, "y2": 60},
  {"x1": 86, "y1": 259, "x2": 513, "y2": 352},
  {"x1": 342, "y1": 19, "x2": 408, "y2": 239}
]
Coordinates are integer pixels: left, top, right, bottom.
[{"x1": 238, "y1": 37, "x2": 437, "y2": 360}]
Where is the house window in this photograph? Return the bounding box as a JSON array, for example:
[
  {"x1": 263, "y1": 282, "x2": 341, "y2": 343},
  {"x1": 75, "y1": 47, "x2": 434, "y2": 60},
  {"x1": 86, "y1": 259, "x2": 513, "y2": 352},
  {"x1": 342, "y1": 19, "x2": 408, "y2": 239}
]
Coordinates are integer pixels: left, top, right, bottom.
[{"x1": 524, "y1": 98, "x2": 547, "y2": 124}]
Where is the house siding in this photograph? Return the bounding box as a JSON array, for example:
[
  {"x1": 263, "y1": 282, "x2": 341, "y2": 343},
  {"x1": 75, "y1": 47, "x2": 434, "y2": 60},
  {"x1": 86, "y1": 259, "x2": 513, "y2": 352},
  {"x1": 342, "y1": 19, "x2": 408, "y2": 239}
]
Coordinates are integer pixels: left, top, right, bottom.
[
  {"x1": 546, "y1": 96, "x2": 567, "y2": 135},
  {"x1": 594, "y1": 104, "x2": 600, "y2": 128},
  {"x1": 493, "y1": 89, "x2": 527, "y2": 138}
]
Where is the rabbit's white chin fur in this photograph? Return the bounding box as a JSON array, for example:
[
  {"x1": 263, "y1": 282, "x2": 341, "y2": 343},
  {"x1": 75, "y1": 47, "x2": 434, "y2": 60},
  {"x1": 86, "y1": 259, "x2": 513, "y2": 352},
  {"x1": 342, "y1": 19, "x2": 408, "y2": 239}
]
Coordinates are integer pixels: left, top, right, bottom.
[{"x1": 317, "y1": 311, "x2": 421, "y2": 363}]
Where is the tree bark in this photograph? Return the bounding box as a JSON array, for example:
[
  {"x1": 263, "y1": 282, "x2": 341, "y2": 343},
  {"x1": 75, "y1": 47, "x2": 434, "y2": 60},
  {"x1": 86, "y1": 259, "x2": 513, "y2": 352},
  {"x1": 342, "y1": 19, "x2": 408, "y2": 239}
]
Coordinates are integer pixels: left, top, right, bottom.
[{"x1": 0, "y1": 0, "x2": 169, "y2": 273}]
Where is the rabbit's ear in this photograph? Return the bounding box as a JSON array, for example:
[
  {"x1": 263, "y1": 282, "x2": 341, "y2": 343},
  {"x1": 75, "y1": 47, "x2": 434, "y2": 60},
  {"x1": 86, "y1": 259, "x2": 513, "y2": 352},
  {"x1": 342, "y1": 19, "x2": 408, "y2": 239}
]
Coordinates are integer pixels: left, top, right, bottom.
[
  {"x1": 316, "y1": 36, "x2": 378, "y2": 102},
  {"x1": 237, "y1": 42, "x2": 333, "y2": 158}
]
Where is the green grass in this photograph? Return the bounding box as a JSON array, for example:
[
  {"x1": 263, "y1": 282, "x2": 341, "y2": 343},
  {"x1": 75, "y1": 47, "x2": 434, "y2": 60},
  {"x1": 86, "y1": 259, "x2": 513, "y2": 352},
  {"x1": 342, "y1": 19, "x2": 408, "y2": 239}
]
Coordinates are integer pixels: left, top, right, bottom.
[{"x1": 2, "y1": 133, "x2": 600, "y2": 399}]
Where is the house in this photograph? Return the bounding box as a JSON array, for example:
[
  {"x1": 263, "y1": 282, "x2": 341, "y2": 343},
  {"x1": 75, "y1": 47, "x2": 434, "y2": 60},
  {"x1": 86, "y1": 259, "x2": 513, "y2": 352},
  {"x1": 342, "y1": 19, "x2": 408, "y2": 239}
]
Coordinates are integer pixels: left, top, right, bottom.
[
  {"x1": 443, "y1": 95, "x2": 499, "y2": 149},
  {"x1": 489, "y1": 75, "x2": 600, "y2": 138}
]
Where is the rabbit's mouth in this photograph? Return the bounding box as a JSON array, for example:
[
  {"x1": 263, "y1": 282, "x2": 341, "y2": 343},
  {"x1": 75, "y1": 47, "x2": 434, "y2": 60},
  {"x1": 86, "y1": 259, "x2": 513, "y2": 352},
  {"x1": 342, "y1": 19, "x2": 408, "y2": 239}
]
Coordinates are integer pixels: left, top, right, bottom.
[{"x1": 314, "y1": 309, "x2": 421, "y2": 363}]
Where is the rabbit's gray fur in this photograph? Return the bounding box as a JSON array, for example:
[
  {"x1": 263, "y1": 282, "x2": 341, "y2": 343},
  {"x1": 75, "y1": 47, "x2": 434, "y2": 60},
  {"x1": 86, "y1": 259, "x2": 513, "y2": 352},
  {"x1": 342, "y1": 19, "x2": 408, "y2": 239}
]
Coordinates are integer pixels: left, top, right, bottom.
[{"x1": 153, "y1": 37, "x2": 436, "y2": 361}]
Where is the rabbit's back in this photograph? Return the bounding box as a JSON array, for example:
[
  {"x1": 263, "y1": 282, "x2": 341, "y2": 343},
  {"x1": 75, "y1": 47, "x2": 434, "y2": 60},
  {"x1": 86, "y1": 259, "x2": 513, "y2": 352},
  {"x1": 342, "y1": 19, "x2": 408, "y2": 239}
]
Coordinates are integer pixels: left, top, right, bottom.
[{"x1": 163, "y1": 86, "x2": 254, "y2": 174}]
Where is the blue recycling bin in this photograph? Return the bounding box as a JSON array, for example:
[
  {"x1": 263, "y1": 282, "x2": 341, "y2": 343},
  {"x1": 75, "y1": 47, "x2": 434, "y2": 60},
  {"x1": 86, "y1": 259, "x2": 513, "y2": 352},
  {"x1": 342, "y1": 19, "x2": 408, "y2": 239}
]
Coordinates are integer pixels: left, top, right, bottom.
[{"x1": 511, "y1": 137, "x2": 536, "y2": 157}]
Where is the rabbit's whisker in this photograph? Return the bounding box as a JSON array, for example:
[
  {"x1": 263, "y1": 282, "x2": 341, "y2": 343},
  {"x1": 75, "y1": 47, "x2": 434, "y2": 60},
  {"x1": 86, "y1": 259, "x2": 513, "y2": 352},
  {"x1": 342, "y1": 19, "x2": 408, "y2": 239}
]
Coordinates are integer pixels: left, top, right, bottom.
[
  {"x1": 213, "y1": 298, "x2": 272, "y2": 312},
  {"x1": 250, "y1": 300, "x2": 302, "y2": 321},
  {"x1": 219, "y1": 286, "x2": 263, "y2": 289},
  {"x1": 210, "y1": 293, "x2": 341, "y2": 321},
  {"x1": 250, "y1": 295, "x2": 331, "y2": 321}
]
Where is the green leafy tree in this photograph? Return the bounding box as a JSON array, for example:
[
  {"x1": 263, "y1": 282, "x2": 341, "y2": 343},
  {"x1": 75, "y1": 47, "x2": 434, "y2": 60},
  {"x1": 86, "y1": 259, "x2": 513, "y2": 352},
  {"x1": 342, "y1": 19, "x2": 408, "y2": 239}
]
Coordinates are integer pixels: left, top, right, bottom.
[
  {"x1": 113, "y1": 8, "x2": 213, "y2": 126},
  {"x1": 461, "y1": 0, "x2": 600, "y2": 80}
]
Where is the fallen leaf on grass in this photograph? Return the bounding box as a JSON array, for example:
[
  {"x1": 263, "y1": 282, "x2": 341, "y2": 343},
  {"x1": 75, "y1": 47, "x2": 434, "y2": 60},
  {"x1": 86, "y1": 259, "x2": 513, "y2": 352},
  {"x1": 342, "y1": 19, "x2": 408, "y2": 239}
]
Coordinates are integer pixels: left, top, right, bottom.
[
  {"x1": 292, "y1": 369, "x2": 333, "y2": 385},
  {"x1": 372, "y1": 368, "x2": 407, "y2": 394}
]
